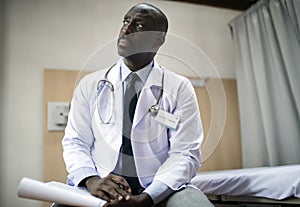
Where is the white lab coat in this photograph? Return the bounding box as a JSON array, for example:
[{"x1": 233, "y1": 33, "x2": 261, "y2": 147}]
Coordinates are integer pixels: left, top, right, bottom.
[{"x1": 63, "y1": 60, "x2": 203, "y2": 191}]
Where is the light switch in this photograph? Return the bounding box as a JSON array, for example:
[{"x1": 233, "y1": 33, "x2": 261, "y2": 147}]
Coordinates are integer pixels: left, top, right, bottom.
[{"x1": 48, "y1": 102, "x2": 70, "y2": 131}]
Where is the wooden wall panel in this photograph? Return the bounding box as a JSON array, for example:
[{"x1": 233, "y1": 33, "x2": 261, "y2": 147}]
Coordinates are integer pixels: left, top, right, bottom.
[
  {"x1": 195, "y1": 79, "x2": 242, "y2": 171},
  {"x1": 43, "y1": 69, "x2": 80, "y2": 184}
]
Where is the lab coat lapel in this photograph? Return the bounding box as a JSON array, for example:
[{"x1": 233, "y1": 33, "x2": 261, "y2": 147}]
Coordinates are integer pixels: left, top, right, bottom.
[
  {"x1": 133, "y1": 64, "x2": 163, "y2": 128},
  {"x1": 91, "y1": 63, "x2": 123, "y2": 175},
  {"x1": 96, "y1": 62, "x2": 123, "y2": 148},
  {"x1": 108, "y1": 62, "x2": 123, "y2": 137}
]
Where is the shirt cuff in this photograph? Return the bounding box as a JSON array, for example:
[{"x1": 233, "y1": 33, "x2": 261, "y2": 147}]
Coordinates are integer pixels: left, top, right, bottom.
[
  {"x1": 67, "y1": 167, "x2": 99, "y2": 186},
  {"x1": 143, "y1": 180, "x2": 174, "y2": 205}
]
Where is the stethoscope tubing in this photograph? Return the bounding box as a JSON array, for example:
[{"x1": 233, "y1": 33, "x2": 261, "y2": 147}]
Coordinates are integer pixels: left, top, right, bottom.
[{"x1": 96, "y1": 62, "x2": 164, "y2": 124}]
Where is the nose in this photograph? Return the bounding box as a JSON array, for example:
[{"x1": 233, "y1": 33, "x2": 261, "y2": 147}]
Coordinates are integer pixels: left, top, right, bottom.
[{"x1": 121, "y1": 22, "x2": 134, "y2": 35}]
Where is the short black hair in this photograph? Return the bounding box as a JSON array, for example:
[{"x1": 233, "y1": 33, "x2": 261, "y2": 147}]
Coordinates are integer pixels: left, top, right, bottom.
[{"x1": 133, "y1": 3, "x2": 168, "y2": 33}]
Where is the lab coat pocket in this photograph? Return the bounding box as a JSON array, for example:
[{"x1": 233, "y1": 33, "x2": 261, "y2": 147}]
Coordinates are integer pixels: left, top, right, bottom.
[{"x1": 149, "y1": 116, "x2": 169, "y2": 155}]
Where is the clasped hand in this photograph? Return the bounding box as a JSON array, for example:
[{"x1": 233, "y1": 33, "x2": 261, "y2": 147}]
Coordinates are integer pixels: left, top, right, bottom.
[{"x1": 85, "y1": 174, "x2": 153, "y2": 207}]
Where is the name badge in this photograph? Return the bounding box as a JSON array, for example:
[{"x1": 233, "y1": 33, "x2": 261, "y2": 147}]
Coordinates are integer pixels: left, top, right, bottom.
[{"x1": 155, "y1": 110, "x2": 180, "y2": 130}]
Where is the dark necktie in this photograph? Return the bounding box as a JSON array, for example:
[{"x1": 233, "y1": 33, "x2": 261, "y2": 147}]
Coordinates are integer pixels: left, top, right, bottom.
[{"x1": 121, "y1": 72, "x2": 141, "y2": 195}]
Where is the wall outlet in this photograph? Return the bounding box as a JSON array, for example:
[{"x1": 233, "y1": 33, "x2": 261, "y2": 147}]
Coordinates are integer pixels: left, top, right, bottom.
[{"x1": 48, "y1": 102, "x2": 70, "y2": 131}]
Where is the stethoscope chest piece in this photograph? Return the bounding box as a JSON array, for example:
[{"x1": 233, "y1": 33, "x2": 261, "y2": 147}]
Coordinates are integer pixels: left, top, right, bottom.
[{"x1": 149, "y1": 104, "x2": 159, "y2": 116}]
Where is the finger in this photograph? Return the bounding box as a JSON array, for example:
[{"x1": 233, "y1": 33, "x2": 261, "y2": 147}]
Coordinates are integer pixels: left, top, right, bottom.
[
  {"x1": 105, "y1": 199, "x2": 128, "y2": 207},
  {"x1": 105, "y1": 179, "x2": 131, "y2": 201},
  {"x1": 114, "y1": 186, "x2": 131, "y2": 201},
  {"x1": 87, "y1": 176, "x2": 125, "y2": 201},
  {"x1": 102, "y1": 179, "x2": 128, "y2": 201},
  {"x1": 110, "y1": 175, "x2": 132, "y2": 194},
  {"x1": 100, "y1": 185, "x2": 126, "y2": 201},
  {"x1": 94, "y1": 190, "x2": 111, "y2": 202}
]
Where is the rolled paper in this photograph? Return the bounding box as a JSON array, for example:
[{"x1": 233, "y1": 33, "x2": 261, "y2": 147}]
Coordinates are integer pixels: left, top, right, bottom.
[{"x1": 17, "y1": 177, "x2": 105, "y2": 207}]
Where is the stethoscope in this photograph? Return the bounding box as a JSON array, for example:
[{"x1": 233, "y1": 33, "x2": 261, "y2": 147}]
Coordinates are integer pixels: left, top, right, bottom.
[{"x1": 97, "y1": 62, "x2": 164, "y2": 124}]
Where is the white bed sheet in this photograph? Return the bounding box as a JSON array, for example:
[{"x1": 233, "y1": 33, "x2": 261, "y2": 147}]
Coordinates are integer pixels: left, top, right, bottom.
[{"x1": 191, "y1": 164, "x2": 300, "y2": 200}]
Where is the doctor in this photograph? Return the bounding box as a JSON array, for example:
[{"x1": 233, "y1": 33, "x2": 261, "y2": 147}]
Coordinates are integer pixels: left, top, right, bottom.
[{"x1": 61, "y1": 3, "x2": 213, "y2": 207}]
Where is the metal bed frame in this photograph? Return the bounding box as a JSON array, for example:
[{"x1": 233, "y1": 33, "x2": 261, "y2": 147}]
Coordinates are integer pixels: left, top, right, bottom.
[{"x1": 207, "y1": 194, "x2": 300, "y2": 207}]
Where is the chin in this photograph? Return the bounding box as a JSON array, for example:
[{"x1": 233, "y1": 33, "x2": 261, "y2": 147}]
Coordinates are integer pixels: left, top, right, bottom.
[
  {"x1": 117, "y1": 48, "x2": 128, "y2": 57},
  {"x1": 117, "y1": 46, "x2": 136, "y2": 58}
]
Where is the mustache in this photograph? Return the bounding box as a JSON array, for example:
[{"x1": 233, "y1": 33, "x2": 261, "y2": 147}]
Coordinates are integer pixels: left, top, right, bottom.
[
  {"x1": 118, "y1": 35, "x2": 132, "y2": 42},
  {"x1": 118, "y1": 32, "x2": 148, "y2": 42}
]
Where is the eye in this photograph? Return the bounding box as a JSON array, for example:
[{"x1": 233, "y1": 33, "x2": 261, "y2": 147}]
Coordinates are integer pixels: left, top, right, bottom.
[
  {"x1": 136, "y1": 23, "x2": 144, "y2": 29},
  {"x1": 122, "y1": 20, "x2": 129, "y2": 25}
]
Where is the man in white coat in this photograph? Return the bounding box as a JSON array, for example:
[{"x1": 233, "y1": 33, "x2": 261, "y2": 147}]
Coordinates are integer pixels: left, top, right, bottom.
[{"x1": 60, "y1": 3, "x2": 213, "y2": 207}]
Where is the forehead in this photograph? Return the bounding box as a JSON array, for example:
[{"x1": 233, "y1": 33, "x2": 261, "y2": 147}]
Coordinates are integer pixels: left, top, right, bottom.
[{"x1": 124, "y1": 5, "x2": 158, "y2": 20}]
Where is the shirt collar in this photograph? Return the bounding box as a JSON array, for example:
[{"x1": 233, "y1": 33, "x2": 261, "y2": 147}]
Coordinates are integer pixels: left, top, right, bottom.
[{"x1": 120, "y1": 58, "x2": 153, "y2": 84}]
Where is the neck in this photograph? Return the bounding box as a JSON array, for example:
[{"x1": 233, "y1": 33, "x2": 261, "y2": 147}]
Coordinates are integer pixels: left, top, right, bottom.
[{"x1": 123, "y1": 53, "x2": 155, "y2": 72}]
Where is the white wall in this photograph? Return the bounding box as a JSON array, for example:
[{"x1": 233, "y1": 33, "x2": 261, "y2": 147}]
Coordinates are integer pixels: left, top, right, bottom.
[{"x1": 0, "y1": 0, "x2": 240, "y2": 206}]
